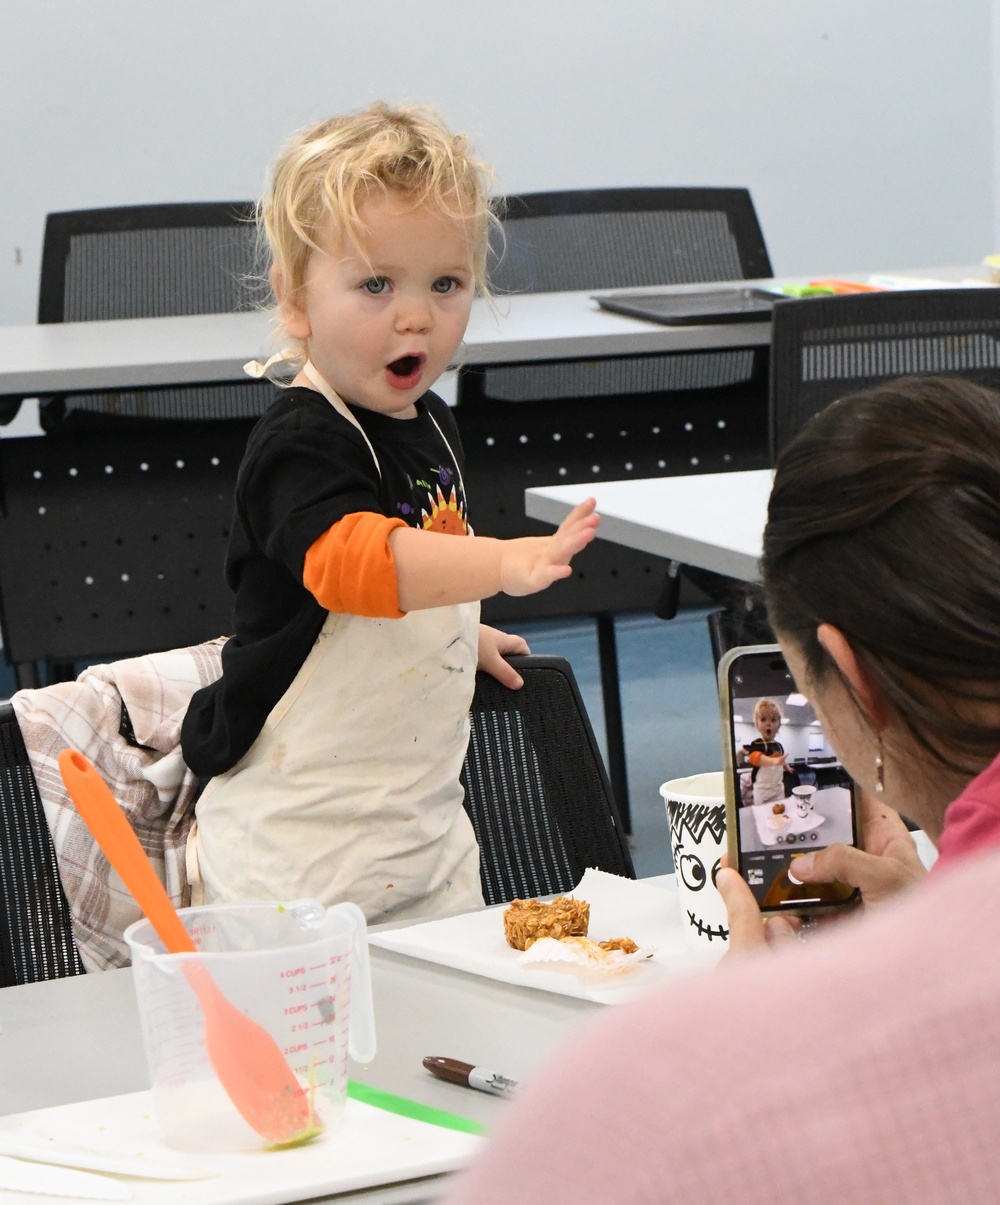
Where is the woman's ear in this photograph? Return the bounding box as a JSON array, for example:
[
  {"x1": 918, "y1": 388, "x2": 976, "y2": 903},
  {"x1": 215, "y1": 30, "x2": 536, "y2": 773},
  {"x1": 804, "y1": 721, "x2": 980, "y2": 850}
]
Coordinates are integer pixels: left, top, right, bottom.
[
  {"x1": 816, "y1": 624, "x2": 889, "y2": 730},
  {"x1": 272, "y1": 267, "x2": 311, "y2": 342}
]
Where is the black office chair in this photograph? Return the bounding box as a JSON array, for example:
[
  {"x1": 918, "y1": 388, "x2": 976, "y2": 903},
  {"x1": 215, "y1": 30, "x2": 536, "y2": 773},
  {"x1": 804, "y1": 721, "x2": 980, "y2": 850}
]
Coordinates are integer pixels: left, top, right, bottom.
[
  {"x1": 769, "y1": 287, "x2": 1000, "y2": 462},
  {"x1": 0, "y1": 203, "x2": 274, "y2": 688},
  {"x1": 462, "y1": 655, "x2": 634, "y2": 905},
  {"x1": 706, "y1": 599, "x2": 774, "y2": 668},
  {"x1": 461, "y1": 188, "x2": 774, "y2": 823},
  {"x1": 1, "y1": 653, "x2": 626, "y2": 975},
  {"x1": 0, "y1": 703, "x2": 85, "y2": 987}
]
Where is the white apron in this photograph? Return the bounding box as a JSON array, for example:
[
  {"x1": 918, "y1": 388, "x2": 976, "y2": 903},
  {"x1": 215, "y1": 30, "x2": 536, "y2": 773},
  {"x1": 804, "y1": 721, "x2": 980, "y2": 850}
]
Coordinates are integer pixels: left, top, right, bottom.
[
  {"x1": 189, "y1": 365, "x2": 484, "y2": 923},
  {"x1": 753, "y1": 764, "x2": 786, "y2": 806}
]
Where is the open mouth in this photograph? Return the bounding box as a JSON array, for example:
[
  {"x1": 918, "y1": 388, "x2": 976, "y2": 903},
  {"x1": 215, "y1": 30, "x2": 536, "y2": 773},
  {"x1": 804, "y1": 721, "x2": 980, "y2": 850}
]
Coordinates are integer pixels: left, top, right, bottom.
[{"x1": 385, "y1": 353, "x2": 426, "y2": 388}]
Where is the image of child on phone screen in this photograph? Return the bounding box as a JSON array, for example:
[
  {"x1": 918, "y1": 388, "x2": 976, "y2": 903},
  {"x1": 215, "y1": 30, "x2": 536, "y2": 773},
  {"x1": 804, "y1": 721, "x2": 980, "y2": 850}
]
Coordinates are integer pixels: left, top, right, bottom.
[{"x1": 745, "y1": 699, "x2": 789, "y2": 805}]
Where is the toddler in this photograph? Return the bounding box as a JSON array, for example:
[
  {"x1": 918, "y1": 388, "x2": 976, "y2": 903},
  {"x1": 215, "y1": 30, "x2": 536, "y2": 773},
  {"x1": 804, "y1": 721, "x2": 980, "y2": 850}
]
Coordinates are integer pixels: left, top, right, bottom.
[
  {"x1": 181, "y1": 103, "x2": 598, "y2": 923},
  {"x1": 745, "y1": 699, "x2": 788, "y2": 806}
]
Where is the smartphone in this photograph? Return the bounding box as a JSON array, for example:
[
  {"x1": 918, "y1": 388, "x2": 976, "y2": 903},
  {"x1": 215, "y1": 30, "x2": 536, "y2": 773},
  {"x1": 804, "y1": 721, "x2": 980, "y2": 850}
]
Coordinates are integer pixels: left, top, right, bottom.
[{"x1": 719, "y1": 644, "x2": 861, "y2": 916}]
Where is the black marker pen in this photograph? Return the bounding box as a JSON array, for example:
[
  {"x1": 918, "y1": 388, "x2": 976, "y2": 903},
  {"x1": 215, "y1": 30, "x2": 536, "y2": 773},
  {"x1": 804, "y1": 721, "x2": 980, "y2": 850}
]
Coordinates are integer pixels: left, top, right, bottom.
[{"x1": 423, "y1": 1056, "x2": 519, "y2": 1097}]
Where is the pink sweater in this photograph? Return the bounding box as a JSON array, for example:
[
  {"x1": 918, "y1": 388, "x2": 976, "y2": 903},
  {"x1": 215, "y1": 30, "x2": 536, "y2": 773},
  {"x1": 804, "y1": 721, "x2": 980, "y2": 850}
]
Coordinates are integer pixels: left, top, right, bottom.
[
  {"x1": 934, "y1": 749, "x2": 1000, "y2": 871},
  {"x1": 446, "y1": 846, "x2": 1000, "y2": 1204}
]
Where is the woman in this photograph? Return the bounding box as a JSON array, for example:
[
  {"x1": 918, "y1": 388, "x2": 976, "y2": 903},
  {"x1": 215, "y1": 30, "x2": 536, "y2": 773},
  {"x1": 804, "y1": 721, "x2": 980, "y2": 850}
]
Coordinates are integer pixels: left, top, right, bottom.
[{"x1": 445, "y1": 376, "x2": 1000, "y2": 1204}]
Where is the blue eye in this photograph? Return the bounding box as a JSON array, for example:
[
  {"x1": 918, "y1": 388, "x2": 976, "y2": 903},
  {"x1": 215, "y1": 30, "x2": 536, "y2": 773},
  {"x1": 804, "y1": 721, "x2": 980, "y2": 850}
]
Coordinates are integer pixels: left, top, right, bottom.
[
  {"x1": 363, "y1": 278, "x2": 389, "y2": 295},
  {"x1": 431, "y1": 276, "x2": 459, "y2": 295}
]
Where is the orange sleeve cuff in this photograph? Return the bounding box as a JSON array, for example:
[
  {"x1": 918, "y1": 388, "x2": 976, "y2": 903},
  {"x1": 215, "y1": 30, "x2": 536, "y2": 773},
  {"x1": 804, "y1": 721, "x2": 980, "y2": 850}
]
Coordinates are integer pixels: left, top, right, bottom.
[
  {"x1": 303, "y1": 512, "x2": 408, "y2": 618},
  {"x1": 747, "y1": 751, "x2": 764, "y2": 767}
]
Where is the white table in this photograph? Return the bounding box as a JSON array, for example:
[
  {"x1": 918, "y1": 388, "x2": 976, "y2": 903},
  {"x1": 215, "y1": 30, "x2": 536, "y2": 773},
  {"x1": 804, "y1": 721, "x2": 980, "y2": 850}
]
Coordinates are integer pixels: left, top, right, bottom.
[
  {"x1": 521, "y1": 265, "x2": 993, "y2": 583},
  {"x1": 0, "y1": 285, "x2": 772, "y2": 398},
  {"x1": 0, "y1": 873, "x2": 681, "y2": 1202},
  {"x1": 0, "y1": 267, "x2": 984, "y2": 399},
  {"x1": 527, "y1": 468, "x2": 772, "y2": 582},
  {"x1": 0, "y1": 944, "x2": 598, "y2": 1204}
]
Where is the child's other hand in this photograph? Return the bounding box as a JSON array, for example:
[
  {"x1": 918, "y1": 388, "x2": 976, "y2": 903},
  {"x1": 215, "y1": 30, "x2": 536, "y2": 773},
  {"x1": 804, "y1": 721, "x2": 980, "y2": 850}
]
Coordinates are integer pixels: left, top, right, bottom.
[
  {"x1": 499, "y1": 499, "x2": 600, "y2": 597},
  {"x1": 478, "y1": 625, "x2": 530, "y2": 689}
]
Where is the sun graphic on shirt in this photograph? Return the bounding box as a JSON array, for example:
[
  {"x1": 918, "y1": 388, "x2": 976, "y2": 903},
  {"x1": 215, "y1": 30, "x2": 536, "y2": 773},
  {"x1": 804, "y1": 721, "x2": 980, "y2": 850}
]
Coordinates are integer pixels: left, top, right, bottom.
[{"x1": 422, "y1": 485, "x2": 468, "y2": 535}]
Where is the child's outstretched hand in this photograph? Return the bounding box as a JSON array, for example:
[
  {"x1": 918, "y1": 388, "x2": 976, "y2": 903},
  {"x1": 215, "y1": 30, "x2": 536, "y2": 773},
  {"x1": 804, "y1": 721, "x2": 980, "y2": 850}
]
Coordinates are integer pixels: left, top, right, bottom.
[{"x1": 499, "y1": 498, "x2": 600, "y2": 597}]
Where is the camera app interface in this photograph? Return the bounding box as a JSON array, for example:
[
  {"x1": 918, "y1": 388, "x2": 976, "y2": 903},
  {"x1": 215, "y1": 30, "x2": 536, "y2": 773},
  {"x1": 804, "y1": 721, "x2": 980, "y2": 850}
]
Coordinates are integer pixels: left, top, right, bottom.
[{"x1": 729, "y1": 656, "x2": 857, "y2": 909}]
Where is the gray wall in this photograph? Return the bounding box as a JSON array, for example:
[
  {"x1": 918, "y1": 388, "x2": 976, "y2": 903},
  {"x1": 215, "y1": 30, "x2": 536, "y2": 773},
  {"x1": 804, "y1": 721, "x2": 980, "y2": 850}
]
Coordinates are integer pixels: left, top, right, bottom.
[{"x1": 1, "y1": 0, "x2": 993, "y2": 325}]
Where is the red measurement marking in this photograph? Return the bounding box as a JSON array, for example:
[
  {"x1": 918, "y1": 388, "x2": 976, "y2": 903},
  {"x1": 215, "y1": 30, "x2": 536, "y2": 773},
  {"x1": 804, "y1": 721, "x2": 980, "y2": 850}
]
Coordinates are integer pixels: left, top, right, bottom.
[
  {"x1": 284, "y1": 1004, "x2": 308, "y2": 1015},
  {"x1": 280, "y1": 967, "x2": 306, "y2": 979},
  {"x1": 283, "y1": 1043, "x2": 308, "y2": 1055},
  {"x1": 287, "y1": 984, "x2": 307, "y2": 994}
]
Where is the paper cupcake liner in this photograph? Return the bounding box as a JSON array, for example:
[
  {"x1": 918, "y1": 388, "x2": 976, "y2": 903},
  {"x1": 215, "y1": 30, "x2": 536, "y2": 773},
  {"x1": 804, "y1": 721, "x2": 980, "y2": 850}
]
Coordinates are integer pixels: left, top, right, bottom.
[{"x1": 516, "y1": 936, "x2": 656, "y2": 977}]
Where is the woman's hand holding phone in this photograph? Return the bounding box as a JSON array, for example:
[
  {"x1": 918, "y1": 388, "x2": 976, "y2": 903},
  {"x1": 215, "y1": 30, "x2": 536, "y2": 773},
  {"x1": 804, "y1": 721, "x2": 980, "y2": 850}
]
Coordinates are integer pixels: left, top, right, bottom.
[
  {"x1": 716, "y1": 863, "x2": 801, "y2": 958},
  {"x1": 779, "y1": 790, "x2": 926, "y2": 906},
  {"x1": 718, "y1": 792, "x2": 928, "y2": 957}
]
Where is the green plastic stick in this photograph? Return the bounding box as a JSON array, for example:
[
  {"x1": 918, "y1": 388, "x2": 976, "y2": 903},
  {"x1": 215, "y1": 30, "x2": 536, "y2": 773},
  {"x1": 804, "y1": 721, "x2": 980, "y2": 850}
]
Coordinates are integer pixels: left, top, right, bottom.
[{"x1": 347, "y1": 1080, "x2": 487, "y2": 1136}]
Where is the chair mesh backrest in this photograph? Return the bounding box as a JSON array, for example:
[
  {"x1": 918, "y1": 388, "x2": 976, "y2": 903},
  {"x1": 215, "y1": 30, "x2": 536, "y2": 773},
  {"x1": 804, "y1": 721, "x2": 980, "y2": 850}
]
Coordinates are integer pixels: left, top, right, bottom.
[
  {"x1": 485, "y1": 188, "x2": 771, "y2": 400},
  {"x1": 769, "y1": 289, "x2": 1000, "y2": 461},
  {"x1": 489, "y1": 188, "x2": 772, "y2": 294},
  {"x1": 492, "y1": 210, "x2": 744, "y2": 294},
  {"x1": 61, "y1": 226, "x2": 258, "y2": 320},
  {"x1": 37, "y1": 203, "x2": 272, "y2": 426},
  {"x1": 0, "y1": 705, "x2": 84, "y2": 985},
  {"x1": 40, "y1": 202, "x2": 263, "y2": 322},
  {"x1": 462, "y1": 656, "x2": 634, "y2": 905}
]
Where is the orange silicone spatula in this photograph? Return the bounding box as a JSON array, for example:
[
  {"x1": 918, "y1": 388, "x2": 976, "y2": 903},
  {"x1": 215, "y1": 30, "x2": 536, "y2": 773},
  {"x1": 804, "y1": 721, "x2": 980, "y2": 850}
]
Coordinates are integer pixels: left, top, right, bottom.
[{"x1": 58, "y1": 748, "x2": 321, "y2": 1147}]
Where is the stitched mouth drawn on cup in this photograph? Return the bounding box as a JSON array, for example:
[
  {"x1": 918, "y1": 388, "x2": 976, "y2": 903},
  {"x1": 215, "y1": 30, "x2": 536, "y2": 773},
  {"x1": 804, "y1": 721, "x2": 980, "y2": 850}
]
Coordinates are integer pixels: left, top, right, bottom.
[{"x1": 686, "y1": 910, "x2": 729, "y2": 942}]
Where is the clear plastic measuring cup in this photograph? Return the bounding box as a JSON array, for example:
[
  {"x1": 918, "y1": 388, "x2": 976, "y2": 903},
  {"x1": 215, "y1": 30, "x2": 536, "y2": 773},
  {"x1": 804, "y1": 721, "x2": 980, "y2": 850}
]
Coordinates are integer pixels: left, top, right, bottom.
[{"x1": 125, "y1": 899, "x2": 376, "y2": 1152}]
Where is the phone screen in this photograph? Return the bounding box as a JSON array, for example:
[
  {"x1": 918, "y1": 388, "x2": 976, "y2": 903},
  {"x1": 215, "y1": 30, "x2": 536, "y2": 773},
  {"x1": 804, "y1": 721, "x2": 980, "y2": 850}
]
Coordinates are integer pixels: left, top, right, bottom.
[{"x1": 725, "y1": 649, "x2": 860, "y2": 911}]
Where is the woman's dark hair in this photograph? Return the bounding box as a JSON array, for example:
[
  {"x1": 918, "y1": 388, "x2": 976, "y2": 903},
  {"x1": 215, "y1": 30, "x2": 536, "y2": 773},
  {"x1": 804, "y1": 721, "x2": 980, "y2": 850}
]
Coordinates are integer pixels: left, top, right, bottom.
[{"x1": 762, "y1": 374, "x2": 1000, "y2": 775}]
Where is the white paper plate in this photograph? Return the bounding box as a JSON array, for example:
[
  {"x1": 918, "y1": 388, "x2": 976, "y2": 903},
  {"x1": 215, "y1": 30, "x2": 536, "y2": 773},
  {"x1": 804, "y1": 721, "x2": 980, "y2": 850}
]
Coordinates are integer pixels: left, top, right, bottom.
[{"x1": 371, "y1": 869, "x2": 724, "y2": 1005}]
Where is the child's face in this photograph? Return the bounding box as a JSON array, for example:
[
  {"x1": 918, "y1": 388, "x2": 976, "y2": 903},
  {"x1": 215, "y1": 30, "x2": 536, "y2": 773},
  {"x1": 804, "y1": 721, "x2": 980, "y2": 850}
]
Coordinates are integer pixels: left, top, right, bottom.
[
  {"x1": 283, "y1": 190, "x2": 475, "y2": 417},
  {"x1": 756, "y1": 707, "x2": 781, "y2": 741}
]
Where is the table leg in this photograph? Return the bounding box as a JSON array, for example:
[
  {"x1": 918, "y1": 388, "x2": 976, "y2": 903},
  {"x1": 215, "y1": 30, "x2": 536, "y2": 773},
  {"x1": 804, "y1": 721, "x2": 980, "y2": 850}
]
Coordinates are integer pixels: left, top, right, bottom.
[{"x1": 596, "y1": 613, "x2": 630, "y2": 833}]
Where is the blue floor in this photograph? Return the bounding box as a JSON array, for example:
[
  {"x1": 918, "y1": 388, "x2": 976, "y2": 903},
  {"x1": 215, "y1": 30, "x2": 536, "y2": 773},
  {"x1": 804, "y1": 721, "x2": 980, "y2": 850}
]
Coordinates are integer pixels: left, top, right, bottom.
[{"x1": 513, "y1": 608, "x2": 722, "y2": 879}]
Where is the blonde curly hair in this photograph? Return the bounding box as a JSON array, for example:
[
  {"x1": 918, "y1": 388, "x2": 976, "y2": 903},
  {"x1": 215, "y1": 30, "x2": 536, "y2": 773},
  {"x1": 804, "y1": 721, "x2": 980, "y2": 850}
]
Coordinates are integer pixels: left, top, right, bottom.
[{"x1": 259, "y1": 102, "x2": 497, "y2": 369}]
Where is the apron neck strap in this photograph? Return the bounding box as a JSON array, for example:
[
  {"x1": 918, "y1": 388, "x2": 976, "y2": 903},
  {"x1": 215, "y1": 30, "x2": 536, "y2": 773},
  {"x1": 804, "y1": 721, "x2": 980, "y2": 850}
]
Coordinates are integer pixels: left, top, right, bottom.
[{"x1": 302, "y1": 361, "x2": 382, "y2": 478}]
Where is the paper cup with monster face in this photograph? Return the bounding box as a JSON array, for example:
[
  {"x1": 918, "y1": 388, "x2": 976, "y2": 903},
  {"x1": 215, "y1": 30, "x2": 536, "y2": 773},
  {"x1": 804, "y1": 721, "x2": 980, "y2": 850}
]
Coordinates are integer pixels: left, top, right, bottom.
[
  {"x1": 659, "y1": 772, "x2": 729, "y2": 948},
  {"x1": 791, "y1": 784, "x2": 816, "y2": 818}
]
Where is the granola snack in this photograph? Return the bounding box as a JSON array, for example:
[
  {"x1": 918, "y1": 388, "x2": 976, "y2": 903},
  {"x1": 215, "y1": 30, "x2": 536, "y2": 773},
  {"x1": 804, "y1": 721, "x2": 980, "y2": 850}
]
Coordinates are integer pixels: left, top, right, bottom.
[
  {"x1": 597, "y1": 937, "x2": 639, "y2": 955},
  {"x1": 503, "y1": 896, "x2": 590, "y2": 951}
]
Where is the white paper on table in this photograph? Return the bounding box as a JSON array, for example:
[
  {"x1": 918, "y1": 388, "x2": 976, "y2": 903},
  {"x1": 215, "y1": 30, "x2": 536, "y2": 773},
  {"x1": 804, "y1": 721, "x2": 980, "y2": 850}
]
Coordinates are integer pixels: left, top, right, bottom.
[
  {"x1": 751, "y1": 802, "x2": 825, "y2": 847},
  {"x1": 370, "y1": 868, "x2": 725, "y2": 1005},
  {"x1": 0, "y1": 1091, "x2": 482, "y2": 1205}
]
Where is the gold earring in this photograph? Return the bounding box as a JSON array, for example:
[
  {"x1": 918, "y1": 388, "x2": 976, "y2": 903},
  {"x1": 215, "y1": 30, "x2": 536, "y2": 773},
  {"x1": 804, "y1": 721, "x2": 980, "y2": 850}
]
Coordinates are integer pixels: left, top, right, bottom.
[{"x1": 874, "y1": 737, "x2": 885, "y2": 794}]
